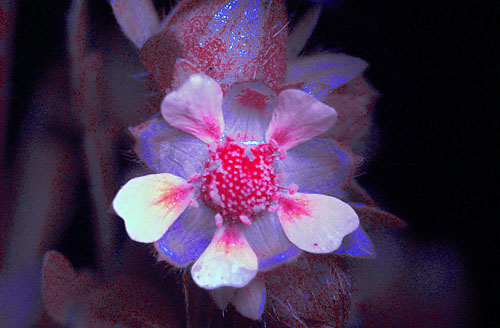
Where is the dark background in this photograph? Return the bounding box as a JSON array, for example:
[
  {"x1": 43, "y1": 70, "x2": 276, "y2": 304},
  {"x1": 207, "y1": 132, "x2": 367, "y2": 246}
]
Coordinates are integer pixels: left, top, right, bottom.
[{"x1": 2, "y1": 0, "x2": 496, "y2": 326}]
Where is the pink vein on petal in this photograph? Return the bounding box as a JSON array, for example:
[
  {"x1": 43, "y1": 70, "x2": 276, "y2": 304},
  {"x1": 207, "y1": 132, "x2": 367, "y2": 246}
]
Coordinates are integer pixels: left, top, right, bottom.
[{"x1": 277, "y1": 194, "x2": 312, "y2": 223}]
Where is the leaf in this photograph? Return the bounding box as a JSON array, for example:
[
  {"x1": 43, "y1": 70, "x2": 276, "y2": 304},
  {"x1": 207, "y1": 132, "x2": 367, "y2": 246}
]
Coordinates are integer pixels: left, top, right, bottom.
[
  {"x1": 159, "y1": 0, "x2": 228, "y2": 53},
  {"x1": 140, "y1": 29, "x2": 184, "y2": 92},
  {"x1": 351, "y1": 203, "x2": 407, "y2": 231},
  {"x1": 324, "y1": 76, "x2": 379, "y2": 155},
  {"x1": 263, "y1": 253, "x2": 351, "y2": 328},
  {"x1": 141, "y1": 0, "x2": 288, "y2": 91},
  {"x1": 42, "y1": 251, "x2": 183, "y2": 327},
  {"x1": 185, "y1": 0, "x2": 288, "y2": 89},
  {"x1": 41, "y1": 251, "x2": 94, "y2": 324},
  {"x1": 67, "y1": 0, "x2": 89, "y2": 88},
  {"x1": 82, "y1": 274, "x2": 182, "y2": 328},
  {"x1": 346, "y1": 180, "x2": 377, "y2": 207},
  {"x1": 140, "y1": 0, "x2": 226, "y2": 90}
]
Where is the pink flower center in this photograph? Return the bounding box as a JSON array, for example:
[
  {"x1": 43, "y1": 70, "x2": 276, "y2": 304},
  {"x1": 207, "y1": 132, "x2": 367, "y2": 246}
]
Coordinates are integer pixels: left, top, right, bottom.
[{"x1": 199, "y1": 137, "x2": 279, "y2": 224}]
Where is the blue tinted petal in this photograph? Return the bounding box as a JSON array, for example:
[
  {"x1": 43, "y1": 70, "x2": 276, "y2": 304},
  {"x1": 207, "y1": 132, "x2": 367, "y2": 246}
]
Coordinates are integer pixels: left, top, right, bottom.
[
  {"x1": 242, "y1": 211, "x2": 300, "y2": 271},
  {"x1": 279, "y1": 137, "x2": 356, "y2": 198},
  {"x1": 155, "y1": 203, "x2": 217, "y2": 267},
  {"x1": 335, "y1": 226, "x2": 375, "y2": 258},
  {"x1": 210, "y1": 287, "x2": 237, "y2": 310},
  {"x1": 286, "y1": 53, "x2": 368, "y2": 101},
  {"x1": 258, "y1": 245, "x2": 300, "y2": 271},
  {"x1": 222, "y1": 81, "x2": 275, "y2": 141},
  {"x1": 231, "y1": 278, "x2": 266, "y2": 320},
  {"x1": 132, "y1": 115, "x2": 208, "y2": 179}
]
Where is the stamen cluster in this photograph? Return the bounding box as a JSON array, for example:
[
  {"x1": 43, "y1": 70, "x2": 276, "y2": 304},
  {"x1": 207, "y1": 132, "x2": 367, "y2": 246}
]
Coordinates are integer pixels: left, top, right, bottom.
[{"x1": 199, "y1": 137, "x2": 279, "y2": 224}]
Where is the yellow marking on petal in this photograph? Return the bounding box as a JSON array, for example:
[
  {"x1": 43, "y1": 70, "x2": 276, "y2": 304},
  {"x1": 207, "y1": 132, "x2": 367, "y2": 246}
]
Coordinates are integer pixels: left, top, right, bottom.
[
  {"x1": 191, "y1": 225, "x2": 258, "y2": 289},
  {"x1": 112, "y1": 173, "x2": 194, "y2": 243},
  {"x1": 276, "y1": 192, "x2": 359, "y2": 253}
]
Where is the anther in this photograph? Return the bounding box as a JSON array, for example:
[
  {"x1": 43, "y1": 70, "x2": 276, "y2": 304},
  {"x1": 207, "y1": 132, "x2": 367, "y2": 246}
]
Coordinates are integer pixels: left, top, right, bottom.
[
  {"x1": 244, "y1": 147, "x2": 255, "y2": 161},
  {"x1": 288, "y1": 184, "x2": 298, "y2": 195},
  {"x1": 214, "y1": 213, "x2": 223, "y2": 227},
  {"x1": 187, "y1": 173, "x2": 200, "y2": 184},
  {"x1": 199, "y1": 137, "x2": 280, "y2": 225},
  {"x1": 189, "y1": 199, "x2": 199, "y2": 209},
  {"x1": 278, "y1": 148, "x2": 287, "y2": 160},
  {"x1": 269, "y1": 138, "x2": 279, "y2": 150},
  {"x1": 267, "y1": 203, "x2": 280, "y2": 212},
  {"x1": 239, "y1": 215, "x2": 252, "y2": 225}
]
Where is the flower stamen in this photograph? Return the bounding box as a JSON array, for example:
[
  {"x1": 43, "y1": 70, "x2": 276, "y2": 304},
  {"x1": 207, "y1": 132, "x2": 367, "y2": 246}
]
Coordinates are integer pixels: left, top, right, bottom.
[
  {"x1": 288, "y1": 184, "x2": 298, "y2": 195},
  {"x1": 239, "y1": 215, "x2": 252, "y2": 225},
  {"x1": 188, "y1": 173, "x2": 200, "y2": 184},
  {"x1": 200, "y1": 137, "x2": 280, "y2": 224},
  {"x1": 214, "y1": 213, "x2": 223, "y2": 227},
  {"x1": 189, "y1": 199, "x2": 200, "y2": 209}
]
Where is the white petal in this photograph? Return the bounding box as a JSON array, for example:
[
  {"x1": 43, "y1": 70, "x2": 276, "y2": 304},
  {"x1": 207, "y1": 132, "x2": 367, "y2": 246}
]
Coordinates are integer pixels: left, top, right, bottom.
[
  {"x1": 112, "y1": 174, "x2": 194, "y2": 243},
  {"x1": 191, "y1": 224, "x2": 258, "y2": 289},
  {"x1": 231, "y1": 278, "x2": 266, "y2": 320},
  {"x1": 161, "y1": 74, "x2": 224, "y2": 144},
  {"x1": 265, "y1": 89, "x2": 337, "y2": 150},
  {"x1": 276, "y1": 193, "x2": 359, "y2": 253}
]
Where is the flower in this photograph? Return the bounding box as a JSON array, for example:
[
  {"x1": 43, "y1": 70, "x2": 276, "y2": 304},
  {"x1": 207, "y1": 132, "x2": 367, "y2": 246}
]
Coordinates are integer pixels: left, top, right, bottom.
[{"x1": 112, "y1": 73, "x2": 362, "y2": 318}]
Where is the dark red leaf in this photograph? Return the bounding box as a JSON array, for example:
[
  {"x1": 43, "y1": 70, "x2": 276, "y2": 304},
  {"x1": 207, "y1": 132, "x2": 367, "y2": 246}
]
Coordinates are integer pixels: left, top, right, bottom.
[
  {"x1": 352, "y1": 203, "x2": 407, "y2": 231},
  {"x1": 82, "y1": 274, "x2": 182, "y2": 328},
  {"x1": 140, "y1": 0, "x2": 288, "y2": 92},
  {"x1": 140, "y1": 30, "x2": 184, "y2": 92},
  {"x1": 346, "y1": 181, "x2": 377, "y2": 207},
  {"x1": 325, "y1": 76, "x2": 379, "y2": 155},
  {"x1": 172, "y1": 59, "x2": 202, "y2": 89},
  {"x1": 182, "y1": 271, "x2": 261, "y2": 328},
  {"x1": 42, "y1": 251, "x2": 183, "y2": 327},
  {"x1": 182, "y1": 270, "x2": 225, "y2": 328},
  {"x1": 263, "y1": 253, "x2": 351, "y2": 328},
  {"x1": 41, "y1": 251, "x2": 93, "y2": 323}
]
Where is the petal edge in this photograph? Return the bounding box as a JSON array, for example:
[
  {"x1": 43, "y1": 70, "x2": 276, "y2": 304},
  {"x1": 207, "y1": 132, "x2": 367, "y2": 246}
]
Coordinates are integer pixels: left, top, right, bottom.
[
  {"x1": 266, "y1": 89, "x2": 337, "y2": 150},
  {"x1": 276, "y1": 192, "x2": 359, "y2": 253}
]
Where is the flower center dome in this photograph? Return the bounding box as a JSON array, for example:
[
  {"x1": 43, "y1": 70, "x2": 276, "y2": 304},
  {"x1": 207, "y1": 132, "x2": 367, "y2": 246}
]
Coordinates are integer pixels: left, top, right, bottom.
[{"x1": 199, "y1": 137, "x2": 279, "y2": 223}]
